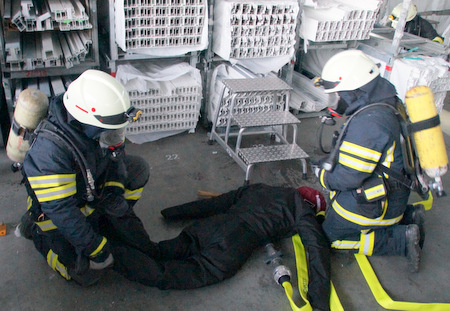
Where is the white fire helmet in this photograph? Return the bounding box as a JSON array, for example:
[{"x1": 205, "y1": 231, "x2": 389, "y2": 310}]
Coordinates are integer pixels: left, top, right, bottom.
[
  {"x1": 63, "y1": 70, "x2": 141, "y2": 129},
  {"x1": 315, "y1": 50, "x2": 380, "y2": 93},
  {"x1": 389, "y1": 3, "x2": 418, "y2": 29}
]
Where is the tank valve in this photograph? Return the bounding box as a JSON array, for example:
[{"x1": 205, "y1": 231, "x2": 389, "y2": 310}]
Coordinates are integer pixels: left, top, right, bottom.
[
  {"x1": 265, "y1": 243, "x2": 291, "y2": 285},
  {"x1": 429, "y1": 177, "x2": 446, "y2": 197}
]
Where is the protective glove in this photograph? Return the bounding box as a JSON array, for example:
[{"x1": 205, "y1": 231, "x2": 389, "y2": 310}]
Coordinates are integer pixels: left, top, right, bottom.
[
  {"x1": 90, "y1": 253, "x2": 114, "y2": 270},
  {"x1": 89, "y1": 240, "x2": 114, "y2": 270}
]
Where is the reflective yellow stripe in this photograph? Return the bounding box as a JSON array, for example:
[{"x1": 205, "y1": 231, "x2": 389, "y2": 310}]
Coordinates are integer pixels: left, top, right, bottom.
[
  {"x1": 359, "y1": 231, "x2": 375, "y2": 255},
  {"x1": 36, "y1": 219, "x2": 57, "y2": 231},
  {"x1": 340, "y1": 141, "x2": 381, "y2": 162},
  {"x1": 28, "y1": 174, "x2": 76, "y2": 189},
  {"x1": 27, "y1": 196, "x2": 32, "y2": 210},
  {"x1": 34, "y1": 181, "x2": 76, "y2": 202},
  {"x1": 339, "y1": 153, "x2": 377, "y2": 173},
  {"x1": 104, "y1": 181, "x2": 125, "y2": 190},
  {"x1": 124, "y1": 187, "x2": 143, "y2": 201},
  {"x1": 382, "y1": 142, "x2": 395, "y2": 166},
  {"x1": 331, "y1": 240, "x2": 360, "y2": 250},
  {"x1": 365, "y1": 184, "x2": 386, "y2": 201},
  {"x1": 329, "y1": 191, "x2": 336, "y2": 200},
  {"x1": 80, "y1": 204, "x2": 95, "y2": 217},
  {"x1": 319, "y1": 169, "x2": 326, "y2": 188},
  {"x1": 332, "y1": 200, "x2": 403, "y2": 226},
  {"x1": 90, "y1": 236, "x2": 107, "y2": 257},
  {"x1": 46, "y1": 250, "x2": 71, "y2": 280}
]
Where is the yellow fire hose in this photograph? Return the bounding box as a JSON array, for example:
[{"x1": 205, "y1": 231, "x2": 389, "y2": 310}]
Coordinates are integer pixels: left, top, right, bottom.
[{"x1": 288, "y1": 209, "x2": 449, "y2": 311}]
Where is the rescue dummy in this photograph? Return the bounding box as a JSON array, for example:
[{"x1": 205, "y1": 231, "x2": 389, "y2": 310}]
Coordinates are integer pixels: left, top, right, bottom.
[
  {"x1": 314, "y1": 50, "x2": 425, "y2": 273},
  {"x1": 110, "y1": 183, "x2": 331, "y2": 311}
]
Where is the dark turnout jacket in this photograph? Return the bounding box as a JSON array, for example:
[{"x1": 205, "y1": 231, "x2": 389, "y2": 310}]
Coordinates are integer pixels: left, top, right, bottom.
[{"x1": 112, "y1": 183, "x2": 331, "y2": 311}]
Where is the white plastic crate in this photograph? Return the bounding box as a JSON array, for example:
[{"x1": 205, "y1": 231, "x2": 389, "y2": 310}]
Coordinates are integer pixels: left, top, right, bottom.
[
  {"x1": 126, "y1": 92, "x2": 201, "y2": 134},
  {"x1": 300, "y1": 0, "x2": 381, "y2": 42},
  {"x1": 116, "y1": 61, "x2": 203, "y2": 143},
  {"x1": 115, "y1": 0, "x2": 208, "y2": 55},
  {"x1": 213, "y1": 0, "x2": 299, "y2": 60}
]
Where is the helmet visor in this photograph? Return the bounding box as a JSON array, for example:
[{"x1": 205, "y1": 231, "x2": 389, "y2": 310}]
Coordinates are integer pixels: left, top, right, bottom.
[
  {"x1": 314, "y1": 77, "x2": 340, "y2": 91},
  {"x1": 94, "y1": 106, "x2": 142, "y2": 126}
]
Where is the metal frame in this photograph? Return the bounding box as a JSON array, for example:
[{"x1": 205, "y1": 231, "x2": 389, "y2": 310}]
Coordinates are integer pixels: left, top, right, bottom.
[
  {"x1": 209, "y1": 76, "x2": 308, "y2": 184},
  {"x1": 0, "y1": 0, "x2": 99, "y2": 109}
]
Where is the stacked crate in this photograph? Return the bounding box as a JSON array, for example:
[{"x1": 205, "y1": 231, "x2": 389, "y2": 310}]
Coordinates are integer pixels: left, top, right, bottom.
[
  {"x1": 116, "y1": 62, "x2": 202, "y2": 142},
  {"x1": 119, "y1": 0, "x2": 207, "y2": 52},
  {"x1": 213, "y1": 0, "x2": 299, "y2": 60},
  {"x1": 300, "y1": 0, "x2": 381, "y2": 42},
  {"x1": 5, "y1": 0, "x2": 93, "y2": 70}
]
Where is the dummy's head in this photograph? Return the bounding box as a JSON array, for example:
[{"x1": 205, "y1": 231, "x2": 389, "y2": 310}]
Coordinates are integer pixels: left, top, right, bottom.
[
  {"x1": 63, "y1": 70, "x2": 141, "y2": 134},
  {"x1": 389, "y1": 3, "x2": 417, "y2": 29},
  {"x1": 297, "y1": 186, "x2": 326, "y2": 216}
]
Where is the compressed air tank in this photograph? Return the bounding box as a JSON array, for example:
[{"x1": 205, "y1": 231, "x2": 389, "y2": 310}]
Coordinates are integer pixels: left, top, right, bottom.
[
  {"x1": 6, "y1": 89, "x2": 49, "y2": 163},
  {"x1": 405, "y1": 86, "x2": 448, "y2": 178}
]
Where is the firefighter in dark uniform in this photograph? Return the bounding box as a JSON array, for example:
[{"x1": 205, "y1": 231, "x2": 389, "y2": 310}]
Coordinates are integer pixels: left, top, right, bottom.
[
  {"x1": 21, "y1": 70, "x2": 158, "y2": 285},
  {"x1": 314, "y1": 50, "x2": 424, "y2": 272},
  {"x1": 389, "y1": 3, "x2": 444, "y2": 43}
]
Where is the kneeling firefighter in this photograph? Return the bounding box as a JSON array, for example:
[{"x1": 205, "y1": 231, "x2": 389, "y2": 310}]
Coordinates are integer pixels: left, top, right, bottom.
[
  {"x1": 16, "y1": 70, "x2": 158, "y2": 285},
  {"x1": 314, "y1": 50, "x2": 425, "y2": 272}
]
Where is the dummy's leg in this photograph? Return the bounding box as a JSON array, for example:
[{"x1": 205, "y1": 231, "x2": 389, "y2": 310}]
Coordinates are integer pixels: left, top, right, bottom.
[
  {"x1": 100, "y1": 212, "x2": 160, "y2": 259},
  {"x1": 112, "y1": 221, "x2": 261, "y2": 289},
  {"x1": 160, "y1": 189, "x2": 240, "y2": 220}
]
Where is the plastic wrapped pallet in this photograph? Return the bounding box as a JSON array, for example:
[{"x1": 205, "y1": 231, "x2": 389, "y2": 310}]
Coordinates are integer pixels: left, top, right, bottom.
[
  {"x1": 213, "y1": 0, "x2": 299, "y2": 74},
  {"x1": 290, "y1": 72, "x2": 330, "y2": 112},
  {"x1": 300, "y1": 0, "x2": 381, "y2": 42},
  {"x1": 389, "y1": 56, "x2": 450, "y2": 113},
  {"x1": 116, "y1": 61, "x2": 202, "y2": 143},
  {"x1": 114, "y1": 0, "x2": 208, "y2": 57}
]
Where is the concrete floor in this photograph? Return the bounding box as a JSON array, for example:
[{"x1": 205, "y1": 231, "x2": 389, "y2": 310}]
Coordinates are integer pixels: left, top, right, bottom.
[{"x1": 1, "y1": 97, "x2": 450, "y2": 310}]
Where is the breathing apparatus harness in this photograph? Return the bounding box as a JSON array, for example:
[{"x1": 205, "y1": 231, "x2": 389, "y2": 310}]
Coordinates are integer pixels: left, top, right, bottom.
[
  {"x1": 320, "y1": 102, "x2": 431, "y2": 198},
  {"x1": 13, "y1": 117, "x2": 125, "y2": 204}
]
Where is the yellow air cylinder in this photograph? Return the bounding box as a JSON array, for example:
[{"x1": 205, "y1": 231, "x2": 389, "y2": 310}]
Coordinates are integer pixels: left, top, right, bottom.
[
  {"x1": 6, "y1": 89, "x2": 49, "y2": 163},
  {"x1": 405, "y1": 86, "x2": 448, "y2": 178}
]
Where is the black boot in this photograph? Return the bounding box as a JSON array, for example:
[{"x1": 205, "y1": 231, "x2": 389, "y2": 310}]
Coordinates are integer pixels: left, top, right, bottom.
[
  {"x1": 411, "y1": 204, "x2": 425, "y2": 249},
  {"x1": 405, "y1": 224, "x2": 421, "y2": 273}
]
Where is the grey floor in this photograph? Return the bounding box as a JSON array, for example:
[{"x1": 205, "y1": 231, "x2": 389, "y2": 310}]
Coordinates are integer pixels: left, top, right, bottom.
[{"x1": 1, "y1": 98, "x2": 450, "y2": 310}]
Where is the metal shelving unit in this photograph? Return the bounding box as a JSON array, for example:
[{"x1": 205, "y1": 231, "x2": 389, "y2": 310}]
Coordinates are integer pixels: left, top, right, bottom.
[
  {"x1": 0, "y1": 0, "x2": 100, "y2": 110},
  {"x1": 101, "y1": 0, "x2": 203, "y2": 74}
]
